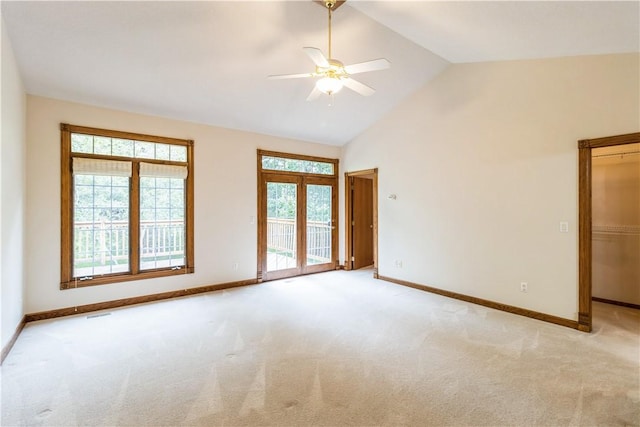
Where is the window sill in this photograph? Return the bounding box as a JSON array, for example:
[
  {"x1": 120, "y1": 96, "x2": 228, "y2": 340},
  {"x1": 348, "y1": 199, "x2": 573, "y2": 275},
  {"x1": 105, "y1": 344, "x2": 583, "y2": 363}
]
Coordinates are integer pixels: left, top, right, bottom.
[{"x1": 60, "y1": 266, "x2": 195, "y2": 290}]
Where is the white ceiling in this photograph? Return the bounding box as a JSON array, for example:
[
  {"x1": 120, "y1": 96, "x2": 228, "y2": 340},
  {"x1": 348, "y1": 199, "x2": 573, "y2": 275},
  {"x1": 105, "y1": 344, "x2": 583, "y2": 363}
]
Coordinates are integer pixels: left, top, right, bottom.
[{"x1": 2, "y1": 1, "x2": 638, "y2": 146}]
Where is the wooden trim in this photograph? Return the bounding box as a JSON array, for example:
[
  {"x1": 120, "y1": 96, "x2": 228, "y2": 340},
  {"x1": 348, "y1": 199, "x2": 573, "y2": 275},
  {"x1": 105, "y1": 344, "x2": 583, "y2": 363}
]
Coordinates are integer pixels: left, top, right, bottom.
[
  {"x1": 372, "y1": 171, "x2": 378, "y2": 279},
  {"x1": 257, "y1": 149, "x2": 339, "y2": 165},
  {"x1": 578, "y1": 132, "x2": 640, "y2": 149},
  {"x1": 60, "y1": 124, "x2": 195, "y2": 289},
  {"x1": 185, "y1": 140, "x2": 195, "y2": 273},
  {"x1": 257, "y1": 150, "x2": 339, "y2": 282},
  {"x1": 60, "y1": 126, "x2": 73, "y2": 286},
  {"x1": 130, "y1": 162, "x2": 141, "y2": 275},
  {"x1": 577, "y1": 131, "x2": 640, "y2": 333},
  {"x1": 577, "y1": 144, "x2": 592, "y2": 332},
  {"x1": 379, "y1": 275, "x2": 580, "y2": 330},
  {"x1": 28, "y1": 279, "x2": 258, "y2": 322},
  {"x1": 61, "y1": 123, "x2": 192, "y2": 146},
  {"x1": 593, "y1": 297, "x2": 640, "y2": 310},
  {"x1": 60, "y1": 266, "x2": 194, "y2": 289},
  {"x1": 257, "y1": 149, "x2": 339, "y2": 178},
  {"x1": 257, "y1": 150, "x2": 265, "y2": 282},
  {"x1": 344, "y1": 169, "x2": 378, "y2": 275},
  {"x1": 70, "y1": 152, "x2": 188, "y2": 166},
  {"x1": 345, "y1": 168, "x2": 377, "y2": 177},
  {"x1": 1, "y1": 316, "x2": 27, "y2": 364},
  {"x1": 344, "y1": 176, "x2": 352, "y2": 270}
]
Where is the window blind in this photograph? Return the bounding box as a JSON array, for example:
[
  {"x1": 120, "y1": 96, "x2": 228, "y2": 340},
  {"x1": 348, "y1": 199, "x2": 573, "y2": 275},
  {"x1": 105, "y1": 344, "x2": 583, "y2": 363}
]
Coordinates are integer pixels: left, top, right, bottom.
[
  {"x1": 139, "y1": 162, "x2": 188, "y2": 179},
  {"x1": 73, "y1": 158, "x2": 132, "y2": 177}
]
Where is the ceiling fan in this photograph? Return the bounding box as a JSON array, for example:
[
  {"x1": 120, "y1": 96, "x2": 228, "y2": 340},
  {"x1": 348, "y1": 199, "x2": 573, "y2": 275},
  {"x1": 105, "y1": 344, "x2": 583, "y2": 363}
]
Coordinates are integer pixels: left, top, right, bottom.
[{"x1": 268, "y1": 0, "x2": 391, "y2": 101}]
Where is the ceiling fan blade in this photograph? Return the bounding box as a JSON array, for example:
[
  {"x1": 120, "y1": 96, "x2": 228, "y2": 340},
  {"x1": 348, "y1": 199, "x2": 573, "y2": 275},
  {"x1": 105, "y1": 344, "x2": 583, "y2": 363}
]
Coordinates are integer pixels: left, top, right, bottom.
[
  {"x1": 267, "y1": 72, "x2": 313, "y2": 80},
  {"x1": 344, "y1": 58, "x2": 391, "y2": 75},
  {"x1": 342, "y1": 78, "x2": 376, "y2": 96},
  {"x1": 306, "y1": 86, "x2": 322, "y2": 102},
  {"x1": 303, "y1": 47, "x2": 330, "y2": 68}
]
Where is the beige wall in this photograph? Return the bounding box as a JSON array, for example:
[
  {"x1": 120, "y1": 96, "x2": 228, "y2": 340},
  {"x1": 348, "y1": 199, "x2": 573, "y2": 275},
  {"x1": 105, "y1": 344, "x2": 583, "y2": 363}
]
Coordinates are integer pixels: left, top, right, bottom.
[
  {"x1": 1, "y1": 17, "x2": 27, "y2": 349},
  {"x1": 342, "y1": 53, "x2": 640, "y2": 321},
  {"x1": 26, "y1": 96, "x2": 340, "y2": 313},
  {"x1": 592, "y1": 144, "x2": 640, "y2": 305}
]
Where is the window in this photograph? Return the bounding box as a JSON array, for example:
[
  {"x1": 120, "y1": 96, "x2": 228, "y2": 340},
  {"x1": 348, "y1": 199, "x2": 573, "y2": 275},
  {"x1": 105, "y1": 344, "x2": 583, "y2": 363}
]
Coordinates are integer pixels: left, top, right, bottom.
[
  {"x1": 60, "y1": 124, "x2": 194, "y2": 289},
  {"x1": 261, "y1": 155, "x2": 335, "y2": 175}
]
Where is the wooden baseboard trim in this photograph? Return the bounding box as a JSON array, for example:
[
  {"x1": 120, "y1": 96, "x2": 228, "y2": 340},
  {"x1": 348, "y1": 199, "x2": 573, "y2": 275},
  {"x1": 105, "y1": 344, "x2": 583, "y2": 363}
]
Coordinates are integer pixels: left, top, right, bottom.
[
  {"x1": 1, "y1": 316, "x2": 27, "y2": 364},
  {"x1": 593, "y1": 297, "x2": 640, "y2": 310},
  {"x1": 378, "y1": 275, "x2": 580, "y2": 330},
  {"x1": 25, "y1": 278, "x2": 258, "y2": 323}
]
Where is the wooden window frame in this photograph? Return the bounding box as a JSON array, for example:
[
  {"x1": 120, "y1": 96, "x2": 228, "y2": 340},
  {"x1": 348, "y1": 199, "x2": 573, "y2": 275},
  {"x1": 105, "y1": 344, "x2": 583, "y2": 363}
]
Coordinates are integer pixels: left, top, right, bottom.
[{"x1": 60, "y1": 123, "x2": 195, "y2": 289}]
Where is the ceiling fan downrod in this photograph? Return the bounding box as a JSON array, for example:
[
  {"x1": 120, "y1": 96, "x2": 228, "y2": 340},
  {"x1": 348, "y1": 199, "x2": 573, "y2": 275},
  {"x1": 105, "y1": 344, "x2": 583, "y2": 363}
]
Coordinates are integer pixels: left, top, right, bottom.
[{"x1": 325, "y1": 0, "x2": 335, "y2": 59}]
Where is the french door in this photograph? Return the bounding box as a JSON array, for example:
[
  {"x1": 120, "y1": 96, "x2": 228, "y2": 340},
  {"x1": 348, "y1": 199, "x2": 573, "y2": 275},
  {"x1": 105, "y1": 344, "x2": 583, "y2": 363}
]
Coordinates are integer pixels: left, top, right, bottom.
[{"x1": 259, "y1": 173, "x2": 337, "y2": 281}]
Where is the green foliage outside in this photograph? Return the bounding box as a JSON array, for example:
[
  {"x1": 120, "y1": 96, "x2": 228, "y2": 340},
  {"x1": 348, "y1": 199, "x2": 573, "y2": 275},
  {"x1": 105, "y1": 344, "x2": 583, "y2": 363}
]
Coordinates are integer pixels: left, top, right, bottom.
[{"x1": 267, "y1": 183, "x2": 331, "y2": 223}]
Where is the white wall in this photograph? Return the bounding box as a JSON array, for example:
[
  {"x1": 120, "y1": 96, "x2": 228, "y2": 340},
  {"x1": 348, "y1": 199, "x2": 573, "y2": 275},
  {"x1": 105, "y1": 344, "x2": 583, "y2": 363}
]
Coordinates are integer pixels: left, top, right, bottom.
[
  {"x1": 342, "y1": 53, "x2": 640, "y2": 321},
  {"x1": 26, "y1": 96, "x2": 340, "y2": 313},
  {"x1": 1, "y1": 17, "x2": 27, "y2": 349}
]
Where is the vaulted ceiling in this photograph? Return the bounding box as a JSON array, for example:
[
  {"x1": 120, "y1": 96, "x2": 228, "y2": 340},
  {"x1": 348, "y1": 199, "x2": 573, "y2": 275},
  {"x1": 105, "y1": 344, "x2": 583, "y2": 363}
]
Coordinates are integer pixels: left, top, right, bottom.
[{"x1": 2, "y1": 1, "x2": 638, "y2": 145}]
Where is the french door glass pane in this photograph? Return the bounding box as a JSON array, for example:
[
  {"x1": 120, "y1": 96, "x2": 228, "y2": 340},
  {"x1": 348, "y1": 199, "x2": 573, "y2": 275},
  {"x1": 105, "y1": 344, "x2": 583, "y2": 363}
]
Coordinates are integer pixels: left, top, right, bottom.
[
  {"x1": 267, "y1": 182, "x2": 297, "y2": 271},
  {"x1": 73, "y1": 175, "x2": 130, "y2": 277},
  {"x1": 306, "y1": 184, "x2": 332, "y2": 266},
  {"x1": 139, "y1": 177, "x2": 186, "y2": 270}
]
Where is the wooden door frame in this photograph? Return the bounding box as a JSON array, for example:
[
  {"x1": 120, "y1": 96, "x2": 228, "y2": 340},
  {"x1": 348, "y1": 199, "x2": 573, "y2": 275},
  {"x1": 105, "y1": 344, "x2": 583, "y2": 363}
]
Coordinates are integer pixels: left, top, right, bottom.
[
  {"x1": 577, "y1": 132, "x2": 640, "y2": 332},
  {"x1": 344, "y1": 168, "x2": 378, "y2": 277},
  {"x1": 257, "y1": 150, "x2": 339, "y2": 282}
]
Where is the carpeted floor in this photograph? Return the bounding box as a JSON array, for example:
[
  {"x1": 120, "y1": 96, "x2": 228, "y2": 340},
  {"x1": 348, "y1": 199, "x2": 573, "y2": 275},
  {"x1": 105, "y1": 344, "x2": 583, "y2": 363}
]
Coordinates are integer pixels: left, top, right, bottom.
[{"x1": 1, "y1": 269, "x2": 639, "y2": 426}]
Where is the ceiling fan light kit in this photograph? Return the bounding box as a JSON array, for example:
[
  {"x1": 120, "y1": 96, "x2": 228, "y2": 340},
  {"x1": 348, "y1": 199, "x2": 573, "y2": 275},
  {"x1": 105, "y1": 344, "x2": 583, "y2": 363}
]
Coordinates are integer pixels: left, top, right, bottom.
[
  {"x1": 316, "y1": 76, "x2": 343, "y2": 95},
  {"x1": 268, "y1": 0, "x2": 390, "y2": 101}
]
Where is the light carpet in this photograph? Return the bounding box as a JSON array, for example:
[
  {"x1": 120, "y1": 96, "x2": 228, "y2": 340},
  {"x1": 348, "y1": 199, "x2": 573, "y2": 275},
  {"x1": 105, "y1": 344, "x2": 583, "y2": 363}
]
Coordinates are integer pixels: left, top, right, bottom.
[{"x1": 1, "y1": 269, "x2": 639, "y2": 426}]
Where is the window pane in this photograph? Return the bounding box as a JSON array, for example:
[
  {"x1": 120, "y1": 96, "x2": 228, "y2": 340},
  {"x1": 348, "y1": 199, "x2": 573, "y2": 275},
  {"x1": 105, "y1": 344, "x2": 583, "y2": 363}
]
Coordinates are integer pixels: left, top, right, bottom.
[
  {"x1": 139, "y1": 177, "x2": 186, "y2": 270},
  {"x1": 135, "y1": 141, "x2": 155, "y2": 159},
  {"x1": 73, "y1": 174, "x2": 130, "y2": 278},
  {"x1": 266, "y1": 182, "x2": 297, "y2": 272},
  {"x1": 306, "y1": 185, "x2": 332, "y2": 265},
  {"x1": 112, "y1": 139, "x2": 134, "y2": 157},
  {"x1": 71, "y1": 134, "x2": 94, "y2": 154},
  {"x1": 94, "y1": 136, "x2": 112, "y2": 155},
  {"x1": 155, "y1": 143, "x2": 171, "y2": 160},
  {"x1": 261, "y1": 156, "x2": 333, "y2": 175},
  {"x1": 170, "y1": 145, "x2": 187, "y2": 162}
]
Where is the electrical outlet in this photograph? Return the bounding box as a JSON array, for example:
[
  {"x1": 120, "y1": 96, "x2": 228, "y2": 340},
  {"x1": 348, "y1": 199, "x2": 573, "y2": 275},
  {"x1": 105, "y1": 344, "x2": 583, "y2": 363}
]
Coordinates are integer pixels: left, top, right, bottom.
[
  {"x1": 394, "y1": 260, "x2": 403, "y2": 268},
  {"x1": 520, "y1": 282, "x2": 528, "y2": 292},
  {"x1": 233, "y1": 262, "x2": 239, "y2": 271},
  {"x1": 560, "y1": 221, "x2": 569, "y2": 233}
]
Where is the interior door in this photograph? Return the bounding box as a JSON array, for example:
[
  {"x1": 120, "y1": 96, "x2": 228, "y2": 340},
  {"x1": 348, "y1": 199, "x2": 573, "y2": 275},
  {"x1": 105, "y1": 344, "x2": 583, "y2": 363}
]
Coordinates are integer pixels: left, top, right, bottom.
[{"x1": 352, "y1": 176, "x2": 374, "y2": 269}]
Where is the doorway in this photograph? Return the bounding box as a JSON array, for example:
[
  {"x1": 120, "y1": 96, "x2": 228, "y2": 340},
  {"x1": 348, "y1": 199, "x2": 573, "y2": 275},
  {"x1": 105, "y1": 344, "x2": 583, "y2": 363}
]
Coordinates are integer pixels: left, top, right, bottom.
[
  {"x1": 577, "y1": 132, "x2": 640, "y2": 332},
  {"x1": 257, "y1": 150, "x2": 338, "y2": 282},
  {"x1": 345, "y1": 169, "x2": 378, "y2": 275}
]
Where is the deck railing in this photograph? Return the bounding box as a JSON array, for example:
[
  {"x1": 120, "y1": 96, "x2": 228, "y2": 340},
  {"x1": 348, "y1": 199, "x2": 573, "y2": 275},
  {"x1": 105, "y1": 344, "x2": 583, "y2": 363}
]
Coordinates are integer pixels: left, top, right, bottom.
[
  {"x1": 74, "y1": 220, "x2": 185, "y2": 266},
  {"x1": 266, "y1": 218, "x2": 331, "y2": 264},
  {"x1": 75, "y1": 217, "x2": 331, "y2": 268}
]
